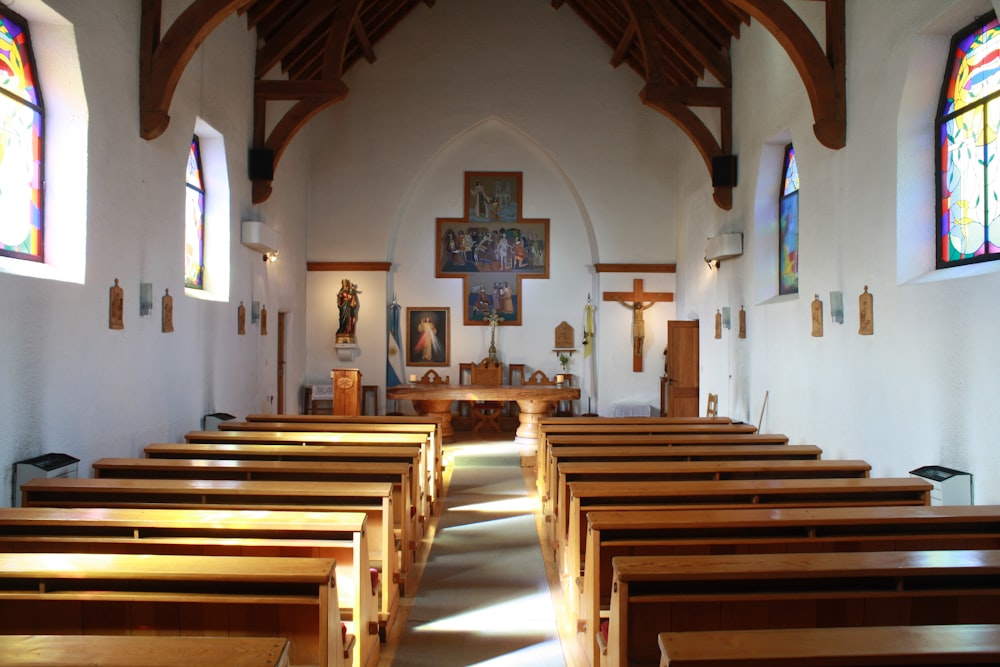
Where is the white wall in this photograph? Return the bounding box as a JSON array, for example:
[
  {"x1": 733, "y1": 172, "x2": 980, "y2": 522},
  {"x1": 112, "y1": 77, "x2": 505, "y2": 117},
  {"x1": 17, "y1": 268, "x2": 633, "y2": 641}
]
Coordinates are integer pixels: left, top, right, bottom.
[
  {"x1": 676, "y1": 0, "x2": 1000, "y2": 502},
  {"x1": 0, "y1": 1, "x2": 310, "y2": 506},
  {"x1": 304, "y1": 0, "x2": 680, "y2": 415}
]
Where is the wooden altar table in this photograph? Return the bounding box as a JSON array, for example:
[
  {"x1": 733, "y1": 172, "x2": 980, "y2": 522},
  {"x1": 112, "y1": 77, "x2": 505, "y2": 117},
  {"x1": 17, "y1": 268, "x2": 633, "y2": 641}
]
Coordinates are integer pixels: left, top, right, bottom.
[{"x1": 386, "y1": 383, "x2": 579, "y2": 450}]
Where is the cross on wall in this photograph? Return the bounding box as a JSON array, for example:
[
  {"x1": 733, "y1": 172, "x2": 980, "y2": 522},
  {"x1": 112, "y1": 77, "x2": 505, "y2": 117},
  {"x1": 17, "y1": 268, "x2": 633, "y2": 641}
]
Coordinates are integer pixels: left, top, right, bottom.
[{"x1": 602, "y1": 278, "x2": 674, "y2": 372}]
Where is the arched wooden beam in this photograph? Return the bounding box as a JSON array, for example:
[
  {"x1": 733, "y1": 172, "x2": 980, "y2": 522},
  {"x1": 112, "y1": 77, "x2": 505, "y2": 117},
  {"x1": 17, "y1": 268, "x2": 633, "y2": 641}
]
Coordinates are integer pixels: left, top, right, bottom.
[
  {"x1": 251, "y1": 0, "x2": 363, "y2": 203},
  {"x1": 641, "y1": 84, "x2": 733, "y2": 211},
  {"x1": 140, "y1": 0, "x2": 246, "y2": 140},
  {"x1": 251, "y1": 83, "x2": 350, "y2": 204},
  {"x1": 623, "y1": 0, "x2": 735, "y2": 209},
  {"x1": 730, "y1": 0, "x2": 846, "y2": 149}
]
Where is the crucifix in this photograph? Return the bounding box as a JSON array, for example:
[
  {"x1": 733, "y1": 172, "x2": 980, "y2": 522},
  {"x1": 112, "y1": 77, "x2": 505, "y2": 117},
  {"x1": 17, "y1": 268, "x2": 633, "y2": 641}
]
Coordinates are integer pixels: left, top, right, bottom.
[{"x1": 602, "y1": 278, "x2": 674, "y2": 372}]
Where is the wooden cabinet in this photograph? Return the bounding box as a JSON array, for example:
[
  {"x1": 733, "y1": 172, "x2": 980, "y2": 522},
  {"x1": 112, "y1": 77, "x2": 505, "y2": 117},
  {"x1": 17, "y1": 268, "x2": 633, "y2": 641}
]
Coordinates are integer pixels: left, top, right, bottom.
[{"x1": 330, "y1": 368, "x2": 362, "y2": 416}]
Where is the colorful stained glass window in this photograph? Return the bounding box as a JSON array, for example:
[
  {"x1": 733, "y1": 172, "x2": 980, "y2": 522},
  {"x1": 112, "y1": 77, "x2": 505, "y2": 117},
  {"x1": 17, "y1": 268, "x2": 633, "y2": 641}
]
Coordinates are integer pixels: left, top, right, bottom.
[
  {"x1": 0, "y1": 8, "x2": 44, "y2": 262},
  {"x1": 779, "y1": 143, "x2": 799, "y2": 295},
  {"x1": 185, "y1": 136, "x2": 205, "y2": 288},
  {"x1": 937, "y1": 13, "x2": 1000, "y2": 268}
]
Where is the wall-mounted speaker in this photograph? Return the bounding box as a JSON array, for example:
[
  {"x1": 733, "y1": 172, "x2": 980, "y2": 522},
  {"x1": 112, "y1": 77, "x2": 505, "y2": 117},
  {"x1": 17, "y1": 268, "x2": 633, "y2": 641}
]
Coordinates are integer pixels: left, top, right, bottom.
[
  {"x1": 248, "y1": 148, "x2": 274, "y2": 181},
  {"x1": 711, "y1": 154, "x2": 738, "y2": 188}
]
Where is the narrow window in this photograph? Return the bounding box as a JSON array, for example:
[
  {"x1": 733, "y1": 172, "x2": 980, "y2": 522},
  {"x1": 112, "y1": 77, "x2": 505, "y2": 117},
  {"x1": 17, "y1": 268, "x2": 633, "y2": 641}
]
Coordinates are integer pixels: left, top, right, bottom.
[
  {"x1": 778, "y1": 143, "x2": 799, "y2": 295},
  {"x1": 185, "y1": 135, "x2": 205, "y2": 288},
  {"x1": 937, "y1": 13, "x2": 1000, "y2": 268},
  {"x1": 0, "y1": 7, "x2": 44, "y2": 262}
]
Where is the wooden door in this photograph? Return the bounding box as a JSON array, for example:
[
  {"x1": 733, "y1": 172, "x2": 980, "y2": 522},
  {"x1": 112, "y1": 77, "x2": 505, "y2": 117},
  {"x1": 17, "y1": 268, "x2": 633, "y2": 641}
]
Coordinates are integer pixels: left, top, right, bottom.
[
  {"x1": 665, "y1": 320, "x2": 699, "y2": 417},
  {"x1": 277, "y1": 312, "x2": 287, "y2": 414}
]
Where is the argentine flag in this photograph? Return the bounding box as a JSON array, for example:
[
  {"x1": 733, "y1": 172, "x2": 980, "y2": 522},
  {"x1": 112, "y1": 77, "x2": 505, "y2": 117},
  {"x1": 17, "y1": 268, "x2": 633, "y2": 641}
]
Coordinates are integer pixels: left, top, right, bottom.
[{"x1": 387, "y1": 297, "x2": 405, "y2": 388}]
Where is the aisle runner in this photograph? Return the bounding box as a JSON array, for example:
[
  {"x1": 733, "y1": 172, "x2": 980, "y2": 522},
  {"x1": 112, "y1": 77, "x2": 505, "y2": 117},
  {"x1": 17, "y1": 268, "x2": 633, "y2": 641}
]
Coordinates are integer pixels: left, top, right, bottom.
[{"x1": 390, "y1": 446, "x2": 564, "y2": 666}]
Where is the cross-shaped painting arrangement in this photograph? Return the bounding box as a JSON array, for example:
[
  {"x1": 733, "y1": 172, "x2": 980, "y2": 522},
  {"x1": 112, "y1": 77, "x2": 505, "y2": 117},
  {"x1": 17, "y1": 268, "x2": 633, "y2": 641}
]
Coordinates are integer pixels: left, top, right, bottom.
[{"x1": 435, "y1": 171, "x2": 550, "y2": 325}]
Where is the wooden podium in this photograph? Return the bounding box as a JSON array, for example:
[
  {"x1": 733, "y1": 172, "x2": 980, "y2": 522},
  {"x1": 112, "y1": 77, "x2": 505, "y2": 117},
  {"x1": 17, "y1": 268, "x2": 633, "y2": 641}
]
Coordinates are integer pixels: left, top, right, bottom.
[{"x1": 330, "y1": 368, "x2": 362, "y2": 416}]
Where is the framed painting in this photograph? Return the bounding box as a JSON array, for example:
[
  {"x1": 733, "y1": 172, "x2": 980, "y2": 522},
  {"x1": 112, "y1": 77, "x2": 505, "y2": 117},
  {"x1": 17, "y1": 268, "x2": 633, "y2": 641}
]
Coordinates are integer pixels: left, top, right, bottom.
[
  {"x1": 435, "y1": 218, "x2": 549, "y2": 278},
  {"x1": 463, "y1": 274, "x2": 521, "y2": 326},
  {"x1": 465, "y1": 171, "x2": 521, "y2": 223},
  {"x1": 406, "y1": 306, "x2": 450, "y2": 366}
]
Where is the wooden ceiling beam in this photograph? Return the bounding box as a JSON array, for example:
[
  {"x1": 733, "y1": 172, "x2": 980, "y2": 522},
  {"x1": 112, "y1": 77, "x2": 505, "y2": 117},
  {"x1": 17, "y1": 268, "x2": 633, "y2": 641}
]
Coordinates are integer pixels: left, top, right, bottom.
[
  {"x1": 140, "y1": 0, "x2": 247, "y2": 140},
  {"x1": 255, "y1": 1, "x2": 336, "y2": 77},
  {"x1": 352, "y1": 14, "x2": 377, "y2": 65},
  {"x1": 688, "y1": 0, "x2": 743, "y2": 37},
  {"x1": 242, "y1": 0, "x2": 285, "y2": 30},
  {"x1": 729, "y1": 0, "x2": 845, "y2": 148},
  {"x1": 610, "y1": 21, "x2": 636, "y2": 69},
  {"x1": 651, "y1": 0, "x2": 731, "y2": 86}
]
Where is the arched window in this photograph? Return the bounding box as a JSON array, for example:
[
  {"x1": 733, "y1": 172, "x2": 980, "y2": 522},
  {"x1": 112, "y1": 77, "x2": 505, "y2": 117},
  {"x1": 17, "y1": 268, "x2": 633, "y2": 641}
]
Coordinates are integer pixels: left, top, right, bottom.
[
  {"x1": 778, "y1": 143, "x2": 799, "y2": 295},
  {"x1": 0, "y1": 7, "x2": 44, "y2": 262},
  {"x1": 185, "y1": 135, "x2": 205, "y2": 289},
  {"x1": 937, "y1": 13, "x2": 1000, "y2": 268}
]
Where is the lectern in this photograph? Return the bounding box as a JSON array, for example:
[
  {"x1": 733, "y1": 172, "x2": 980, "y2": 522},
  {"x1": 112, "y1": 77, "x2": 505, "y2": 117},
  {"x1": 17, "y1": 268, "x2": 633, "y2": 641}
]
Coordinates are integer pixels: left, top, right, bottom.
[{"x1": 330, "y1": 368, "x2": 362, "y2": 416}]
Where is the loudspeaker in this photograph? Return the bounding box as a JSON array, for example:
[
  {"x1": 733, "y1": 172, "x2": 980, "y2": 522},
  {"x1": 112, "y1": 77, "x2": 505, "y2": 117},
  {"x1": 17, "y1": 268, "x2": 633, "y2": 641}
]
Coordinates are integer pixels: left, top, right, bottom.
[
  {"x1": 248, "y1": 148, "x2": 274, "y2": 181},
  {"x1": 711, "y1": 154, "x2": 738, "y2": 188}
]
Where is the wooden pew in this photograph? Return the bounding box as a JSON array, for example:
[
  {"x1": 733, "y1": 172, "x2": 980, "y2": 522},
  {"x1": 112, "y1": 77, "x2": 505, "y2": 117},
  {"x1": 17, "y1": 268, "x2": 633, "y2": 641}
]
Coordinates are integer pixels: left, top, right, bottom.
[
  {"x1": 185, "y1": 429, "x2": 438, "y2": 515},
  {"x1": 607, "y1": 549, "x2": 1000, "y2": 667},
  {"x1": 0, "y1": 635, "x2": 292, "y2": 667},
  {"x1": 546, "y1": 443, "x2": 823, "y2": 537},
  {"x1": 550, "y1": 457, "x2": 869, "y2": 524},
  {"x1": 656, "y1": 624, "x2": 1000, "y2": 667},
  {"x1": 581, "y1": 505, "x2": 1000, "y2": 667},
  {"x1": 92, "y1": 456, "x2": 419, "y2": 582},
  {"x1": 539, "y1": 432, "x2": 789, "y2": 501},
  {"x1": 143, "y1": 442, "x2": 427, "y2": 529},
  {"x1": 536, "y1": 421, "x2": 757, "y2": 480},
  {"x1": 0, "y1": 506, "x2": 378, "y2": 667},
  {"x1": 0, "y1": 552, "x2": 348, "y2": 667},
  {"x1": 238, "y1": 414, "x2": 444, "y2": 505},
  {"x1": 18, "y1": 477, "x2": 400, "y2": 638},
  {"x1": 561, "y1": 477, "x2": 932, "y2": 587}
]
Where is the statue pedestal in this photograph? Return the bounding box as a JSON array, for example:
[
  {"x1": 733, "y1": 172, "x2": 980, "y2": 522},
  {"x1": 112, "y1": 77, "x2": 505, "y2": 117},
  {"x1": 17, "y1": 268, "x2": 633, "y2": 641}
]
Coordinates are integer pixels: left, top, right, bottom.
[{"x1": 335, "y1": 343, "x2": 359, "y2": 362}]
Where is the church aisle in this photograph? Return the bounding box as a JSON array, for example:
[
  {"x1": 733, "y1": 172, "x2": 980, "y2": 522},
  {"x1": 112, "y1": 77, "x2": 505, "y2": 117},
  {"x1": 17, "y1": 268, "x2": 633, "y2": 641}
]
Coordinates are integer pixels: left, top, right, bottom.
[{"x1": 379, "y1": 433, "x2": 583, "y2": 666}]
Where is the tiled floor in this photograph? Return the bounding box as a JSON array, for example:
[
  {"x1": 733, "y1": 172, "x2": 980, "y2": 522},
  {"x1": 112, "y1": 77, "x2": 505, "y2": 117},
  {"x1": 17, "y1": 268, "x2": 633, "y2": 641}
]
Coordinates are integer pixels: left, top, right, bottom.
[{"x1": 378, "y1": 431, "x2": 584, "y2": 667}]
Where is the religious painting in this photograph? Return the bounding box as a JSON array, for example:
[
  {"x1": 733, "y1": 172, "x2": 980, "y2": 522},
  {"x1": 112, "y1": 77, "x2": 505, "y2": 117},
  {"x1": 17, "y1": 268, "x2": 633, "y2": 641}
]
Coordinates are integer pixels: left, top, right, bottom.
[
  {"x1": 465, "y1": 171, "x2": 521, "y2": 223},
  {"x1": 436, "y1": 218, "x2": 549, "y2": 278},
  {"x1": 463, "y1": 274, "x2": 521, "y2": 326},
  {"x1": 406, "y1": 306, "x2": 450, "y2": 366}
]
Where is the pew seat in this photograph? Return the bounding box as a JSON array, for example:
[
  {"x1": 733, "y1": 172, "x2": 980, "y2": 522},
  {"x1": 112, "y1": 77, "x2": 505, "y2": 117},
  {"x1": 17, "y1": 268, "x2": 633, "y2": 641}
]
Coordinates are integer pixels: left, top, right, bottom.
[
  {"x1": 607, "y1": 549, "x2": 1000, "y2": 667},
  {"x1": 18, "y1": 477, "x2": 400, "y2": 639},
  {"x1": 657, "y1": 624, "x2": 1000, "y2": 666},
  {"x1": 562, "y1": 476, "x2": 932, "y2": 582},
  {"x1": 0, "y1": 635, "x2": 292, "y2": 667},
  {"x1": 0, "y1": 506, "x2": 378, "y2": 667},
  {"x1": 91, "y1": 456, "x2": 420, "y2": 581},
  {"x1": 0, "y1": 552, "x2": 348, "y2": 667},
  {"x1": 580, "y1": 504, "x2": 1000, "y2": 667}
]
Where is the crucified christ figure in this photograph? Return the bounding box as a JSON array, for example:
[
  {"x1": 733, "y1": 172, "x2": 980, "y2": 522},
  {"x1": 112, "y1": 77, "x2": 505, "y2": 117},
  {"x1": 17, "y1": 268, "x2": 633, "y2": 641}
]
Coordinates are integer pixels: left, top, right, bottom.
[{"x1": 615, "y1": 298, "x2": 655, "y2": 358}]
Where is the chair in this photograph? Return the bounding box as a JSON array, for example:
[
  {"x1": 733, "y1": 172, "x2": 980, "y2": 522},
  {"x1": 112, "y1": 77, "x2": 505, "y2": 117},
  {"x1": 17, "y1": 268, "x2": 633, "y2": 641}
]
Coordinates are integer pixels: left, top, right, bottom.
[
  {"x1": 470, "y1": 358, "x2": 503, "y2": 432},
  {"x1": 706, "y1": 392, "x2": 718, "y2": 418},
  {"x1": 523, "y1": 369, "x2": 555, "y2": 386},
  {"x1": 417, "y1": 369, "x2": 450, "y2": 384}
]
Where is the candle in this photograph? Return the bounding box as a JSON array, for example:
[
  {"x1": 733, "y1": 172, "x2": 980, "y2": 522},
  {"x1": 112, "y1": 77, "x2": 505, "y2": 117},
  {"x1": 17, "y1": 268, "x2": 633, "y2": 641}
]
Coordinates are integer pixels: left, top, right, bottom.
[
  {"x1": 556, "y1": 374, "x2": 565, "y2": 384},
  {"x1": 409, "y1": 374, "x2": 417, "y2": 383}
]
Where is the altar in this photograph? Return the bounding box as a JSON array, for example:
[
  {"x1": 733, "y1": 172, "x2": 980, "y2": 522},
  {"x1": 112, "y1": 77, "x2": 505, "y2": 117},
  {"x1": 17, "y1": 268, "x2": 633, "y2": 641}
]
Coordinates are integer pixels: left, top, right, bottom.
[{"x1": 386, "y1": 383, "x2": 580, "y2": 454}]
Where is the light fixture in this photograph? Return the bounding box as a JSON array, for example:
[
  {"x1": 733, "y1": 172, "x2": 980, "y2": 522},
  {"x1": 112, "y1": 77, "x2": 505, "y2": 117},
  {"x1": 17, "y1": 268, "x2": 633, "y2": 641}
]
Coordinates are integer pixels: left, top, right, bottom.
[
  {"x1": 830, "y1": 291, "x2": 844, "y2": 323},
  {"x1": 241, "y1": 220, "x2": 279, "y2": 261},
  {"x1": 139, "y1": 282, "x2": 153, "y2": 316}
]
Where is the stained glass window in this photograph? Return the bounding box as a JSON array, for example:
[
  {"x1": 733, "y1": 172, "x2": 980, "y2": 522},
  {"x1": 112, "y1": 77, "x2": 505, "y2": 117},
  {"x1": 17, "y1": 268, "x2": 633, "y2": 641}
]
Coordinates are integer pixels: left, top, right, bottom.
[
  {"x1": 0, "y1": 8, "x2": 43, "y2": 262},
  {"x1": 185, "y1": 136, "x2": 205, "y2": 289},
  {"x1": 937, "y1": 13, "x2": 1000, "y2": 268},
  {"x1": 779, "y1": 143, "x2": 799, "y2": 295}
]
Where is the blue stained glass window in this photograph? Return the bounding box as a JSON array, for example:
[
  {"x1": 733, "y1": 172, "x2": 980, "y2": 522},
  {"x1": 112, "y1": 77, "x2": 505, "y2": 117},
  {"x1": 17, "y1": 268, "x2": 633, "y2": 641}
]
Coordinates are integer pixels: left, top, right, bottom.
[
  {"x1": 937, "y1": 13, "x2": 1000, "y2": 268},
  {"x1": 0, "y1": 7, "x2": 43, "y2": 262},
  {"x1": 185, "y1": 136, "x2": 205, "y2": 288},
  {"x1": 779, "y1": 144, "x2": 799, "y2": 295}
]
